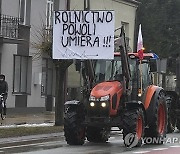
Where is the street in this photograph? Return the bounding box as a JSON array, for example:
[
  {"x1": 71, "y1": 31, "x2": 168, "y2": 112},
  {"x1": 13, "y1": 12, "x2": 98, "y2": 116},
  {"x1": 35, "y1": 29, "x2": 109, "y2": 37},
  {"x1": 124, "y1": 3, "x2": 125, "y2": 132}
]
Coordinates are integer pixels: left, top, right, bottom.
[{"x1": 0, "y1": 130, "x2": 180, "y2": 153}]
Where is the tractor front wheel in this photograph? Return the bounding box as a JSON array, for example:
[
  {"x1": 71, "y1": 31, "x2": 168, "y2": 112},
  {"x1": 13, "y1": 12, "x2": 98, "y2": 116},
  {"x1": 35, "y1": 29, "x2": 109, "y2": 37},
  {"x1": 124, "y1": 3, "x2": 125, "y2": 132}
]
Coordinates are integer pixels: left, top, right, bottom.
[
  {"x1": 64, "y1": 111, "x2": 85, "y2": 145},
  {"x1": 123, "y1": 108, "x2": 145, "y2": 147}
]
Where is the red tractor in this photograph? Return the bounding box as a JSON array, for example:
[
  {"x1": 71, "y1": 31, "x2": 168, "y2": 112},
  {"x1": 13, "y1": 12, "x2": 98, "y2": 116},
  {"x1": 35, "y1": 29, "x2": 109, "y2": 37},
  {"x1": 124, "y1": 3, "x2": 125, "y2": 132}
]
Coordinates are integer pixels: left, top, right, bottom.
[{"x1": 64, "y1": 27, "x2": 167, "y2": 147}]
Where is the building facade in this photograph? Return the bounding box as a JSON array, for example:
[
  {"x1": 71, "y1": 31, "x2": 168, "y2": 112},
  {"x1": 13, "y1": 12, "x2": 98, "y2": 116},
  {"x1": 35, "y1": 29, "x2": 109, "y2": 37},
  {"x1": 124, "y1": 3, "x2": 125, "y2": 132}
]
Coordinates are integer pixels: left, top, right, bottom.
[
  {"x1": 0, "y1": 0, "x2": 31, "y2": 110},
  {"x1": 0, "y1": 0, "x2": 138, "y2": 112},
  {"x1": 70, "y1": 0, "x2": 138, "y2": 51}
]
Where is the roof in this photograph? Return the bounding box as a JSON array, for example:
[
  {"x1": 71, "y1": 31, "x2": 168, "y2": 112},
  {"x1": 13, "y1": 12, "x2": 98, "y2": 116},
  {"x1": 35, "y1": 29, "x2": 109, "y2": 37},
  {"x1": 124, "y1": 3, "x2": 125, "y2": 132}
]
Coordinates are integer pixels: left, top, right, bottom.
[
  {"x1": 114, "y1": 52, "x2": 158, "y2": 59},
  {"x1": 125, "y1": 0, "x2": 140, "y2": 5},
  {"x1": 129, "y1": 53, "x2": 155, "y2": 58},
  {"x1": 115, "y1": 0, "x2": 140, "y2": 6}
]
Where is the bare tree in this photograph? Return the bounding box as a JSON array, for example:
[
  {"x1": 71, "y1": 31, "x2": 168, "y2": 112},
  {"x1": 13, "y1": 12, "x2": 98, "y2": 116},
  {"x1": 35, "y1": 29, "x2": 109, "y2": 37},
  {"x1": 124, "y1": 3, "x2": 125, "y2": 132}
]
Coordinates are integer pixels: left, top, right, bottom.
[{"x1": 31, "y1": 21, "x2": 72, "y2": 126}]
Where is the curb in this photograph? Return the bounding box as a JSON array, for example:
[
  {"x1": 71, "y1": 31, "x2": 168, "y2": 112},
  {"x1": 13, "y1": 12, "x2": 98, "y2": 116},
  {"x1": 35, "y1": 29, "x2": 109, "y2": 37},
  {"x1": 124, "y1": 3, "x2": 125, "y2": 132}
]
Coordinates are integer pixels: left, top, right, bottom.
[{"x1": 0, "y1": 122, "x2": 55, "y2": 128}]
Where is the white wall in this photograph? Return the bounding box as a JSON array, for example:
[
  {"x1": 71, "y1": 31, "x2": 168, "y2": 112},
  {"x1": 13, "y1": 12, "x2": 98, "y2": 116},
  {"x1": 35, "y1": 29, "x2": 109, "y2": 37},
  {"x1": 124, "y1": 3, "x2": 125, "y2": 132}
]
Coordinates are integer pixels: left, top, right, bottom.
[
  {"x1": 59, "y1": 0, "x2": 67, "y2": 10},
  {"x1": 27, "y1": 50, "x2": 45, "y2": 107},
  {"x1": 27, "y1": 0, "x2": 47, "y2": 107},
  {"x1": 1, "y1": 0, "x2": 19, "y2": 17}
]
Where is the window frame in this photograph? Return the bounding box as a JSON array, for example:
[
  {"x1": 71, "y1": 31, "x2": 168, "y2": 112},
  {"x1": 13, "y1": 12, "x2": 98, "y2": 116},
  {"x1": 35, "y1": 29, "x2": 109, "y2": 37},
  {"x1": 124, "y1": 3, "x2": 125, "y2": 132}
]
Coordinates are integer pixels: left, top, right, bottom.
[
  {"x1": 13, "y1": 55, "x2": 32, "y2": 95},
  {"x1": 19, "y1": 0, "x2": 27, "y2": 24},
  {"x1": 46, "y1": 0, "x2": 54, "y2": 29}
]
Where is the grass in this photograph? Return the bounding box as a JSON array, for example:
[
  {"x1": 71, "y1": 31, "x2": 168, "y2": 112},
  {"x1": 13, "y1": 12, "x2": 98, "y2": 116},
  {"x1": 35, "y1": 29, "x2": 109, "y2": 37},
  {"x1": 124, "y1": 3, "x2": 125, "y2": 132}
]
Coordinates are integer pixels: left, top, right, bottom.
[{"x1": 0, "y1": 126, "x2": 63, "y2": 138}]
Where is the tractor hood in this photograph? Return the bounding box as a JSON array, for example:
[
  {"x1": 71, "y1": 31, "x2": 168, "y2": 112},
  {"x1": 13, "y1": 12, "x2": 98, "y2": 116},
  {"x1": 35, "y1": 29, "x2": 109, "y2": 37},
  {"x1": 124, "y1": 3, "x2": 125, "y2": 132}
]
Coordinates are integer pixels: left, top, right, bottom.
[{"x1": 91, "y1": 81, "x2": 123, "y2": 98}]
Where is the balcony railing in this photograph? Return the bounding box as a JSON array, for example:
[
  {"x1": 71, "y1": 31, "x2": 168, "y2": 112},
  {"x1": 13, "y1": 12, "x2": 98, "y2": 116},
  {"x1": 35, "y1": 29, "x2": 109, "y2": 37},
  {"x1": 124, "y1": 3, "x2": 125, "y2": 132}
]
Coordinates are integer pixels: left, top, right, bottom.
[{"x1": 0, "y1": 14, "x2": 21, "y2": 39}]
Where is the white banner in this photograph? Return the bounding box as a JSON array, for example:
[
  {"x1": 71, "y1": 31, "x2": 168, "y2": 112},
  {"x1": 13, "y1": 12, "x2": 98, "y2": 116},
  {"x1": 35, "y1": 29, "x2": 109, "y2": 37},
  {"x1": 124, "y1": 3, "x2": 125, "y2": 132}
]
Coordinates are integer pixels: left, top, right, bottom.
[{"x1": 53, "y1": 10, "x2": 114, "y2": 59}]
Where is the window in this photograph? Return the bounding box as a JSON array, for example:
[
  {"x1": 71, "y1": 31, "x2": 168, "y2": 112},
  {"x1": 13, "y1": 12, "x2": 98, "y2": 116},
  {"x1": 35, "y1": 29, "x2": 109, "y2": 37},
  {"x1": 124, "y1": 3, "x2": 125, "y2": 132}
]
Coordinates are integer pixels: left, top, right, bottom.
[
  {"x1": 121, "y1": 22, "x2": 129, "y2": 37},
  {"x1": 41, "y1": 58, "x2": 53, "y2": 96},
  {"x1": 139, "y1": 63, "x2": 151, "y2": 90},
  {"x1": 19, "y1": 0, "x2": 31, "y2": 25},
  {"x1": 19, "y1": 0, "x2": 26, "y2": 24},
  {"x1": 13, "y1": 55, "x2": 32, "y2": 94},
  {"x1": 121, "y1": 22, "x2": 130, "y2": 48},
  {"x1": 95, "y1": 57, "x2": 122, "y2": 83},
  {"x1": 46, "y1": 0, "x2": 54, "y2": 29}
]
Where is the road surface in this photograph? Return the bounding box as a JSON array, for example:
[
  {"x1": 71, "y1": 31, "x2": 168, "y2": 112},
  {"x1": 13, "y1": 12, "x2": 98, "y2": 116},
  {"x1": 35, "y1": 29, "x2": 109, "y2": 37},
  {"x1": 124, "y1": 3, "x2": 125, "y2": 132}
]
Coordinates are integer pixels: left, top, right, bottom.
[{"x1": 0, "y1": 130, "x2": 180, "y2": 153}]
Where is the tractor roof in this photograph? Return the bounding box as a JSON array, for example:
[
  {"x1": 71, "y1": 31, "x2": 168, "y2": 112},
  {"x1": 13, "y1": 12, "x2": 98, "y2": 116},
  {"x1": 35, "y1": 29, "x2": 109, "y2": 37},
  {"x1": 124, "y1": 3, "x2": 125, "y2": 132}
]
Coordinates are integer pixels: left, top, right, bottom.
[{"x1": 114, "y1": 52, "x2": 159, "y2": 60}]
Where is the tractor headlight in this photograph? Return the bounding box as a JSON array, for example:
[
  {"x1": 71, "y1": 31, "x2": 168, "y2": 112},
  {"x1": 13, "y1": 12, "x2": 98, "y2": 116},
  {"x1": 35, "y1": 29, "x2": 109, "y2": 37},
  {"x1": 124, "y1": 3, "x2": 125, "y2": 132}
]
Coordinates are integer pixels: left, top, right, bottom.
[
  {"x1": 138, "y1": 89, "x2": 142, "y2": 97},
  {"x1": 89, "y1": 95, "x2": 96, "y2": 101},
  {"x1": 90, "y1": 102, "x2": 95, "y2": 107},
  {"x1": 100, "y1": 95, "x2": 110, "y2": 101},
  {"x1": 138, "y1": 93, "x2": 142, "y2": 97},
  {"x1": 101, "y1": 102, "x2": 107, "y2": 108}
]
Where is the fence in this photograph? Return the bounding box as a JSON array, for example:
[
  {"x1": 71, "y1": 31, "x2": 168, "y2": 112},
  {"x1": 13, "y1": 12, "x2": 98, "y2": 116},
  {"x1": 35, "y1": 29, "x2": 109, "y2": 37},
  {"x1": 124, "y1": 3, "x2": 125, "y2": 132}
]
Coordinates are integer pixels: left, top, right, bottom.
[{"x1": 0, "y1": 14, "x2": 21, "y2": 39}]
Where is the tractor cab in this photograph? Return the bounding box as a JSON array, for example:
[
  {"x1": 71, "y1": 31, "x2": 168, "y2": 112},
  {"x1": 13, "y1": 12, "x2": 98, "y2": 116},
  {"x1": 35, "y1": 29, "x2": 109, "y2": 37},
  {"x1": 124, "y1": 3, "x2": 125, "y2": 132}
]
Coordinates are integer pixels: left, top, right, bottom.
[
  {"x1": 90, "y1": 52, "x2": 159, "y2": 107},
  {"x1": 94, "y1": 56, "x2": 123, "y2": 83},
  {"x1": 89, "y1": 53, "x2": 137, "y2": 117},
  {"x1": 128, "y1": 52, "x2": 159, "y2": 92}
]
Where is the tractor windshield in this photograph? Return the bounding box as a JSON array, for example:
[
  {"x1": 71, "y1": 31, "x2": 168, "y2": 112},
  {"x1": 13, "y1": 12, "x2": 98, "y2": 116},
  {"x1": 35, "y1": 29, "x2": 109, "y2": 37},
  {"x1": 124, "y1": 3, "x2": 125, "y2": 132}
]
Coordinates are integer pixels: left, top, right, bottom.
[
  {"x1": 94, "y1": 57, "x2": 123, "y2": 83},
  {"x1": 95, "y1": 56, "x2": 136, "y2": 83}
]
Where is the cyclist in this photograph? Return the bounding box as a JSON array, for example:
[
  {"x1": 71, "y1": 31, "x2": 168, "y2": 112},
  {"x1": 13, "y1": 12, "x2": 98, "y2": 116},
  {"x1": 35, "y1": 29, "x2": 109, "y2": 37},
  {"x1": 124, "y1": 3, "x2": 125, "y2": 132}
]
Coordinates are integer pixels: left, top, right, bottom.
[{"x1": 0, "y1": 74, "x2": 8, "y2": 116}]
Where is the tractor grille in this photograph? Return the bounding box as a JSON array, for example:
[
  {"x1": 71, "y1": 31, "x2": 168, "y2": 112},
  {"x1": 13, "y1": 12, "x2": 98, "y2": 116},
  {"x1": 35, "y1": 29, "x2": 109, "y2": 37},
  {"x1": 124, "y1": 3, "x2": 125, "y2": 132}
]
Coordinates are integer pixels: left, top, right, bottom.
[{"x1": 87, "y1": 101, "x2": 109, "y2": 117}]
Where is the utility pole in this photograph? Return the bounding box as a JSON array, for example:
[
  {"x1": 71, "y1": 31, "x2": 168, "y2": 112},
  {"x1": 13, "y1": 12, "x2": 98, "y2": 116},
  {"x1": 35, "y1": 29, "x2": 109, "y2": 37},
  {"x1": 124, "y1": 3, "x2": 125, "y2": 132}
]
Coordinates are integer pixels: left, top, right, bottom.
[
  {"x1": 54, "y1": 0, "x2": 72, "y2": 126},
  {"x1": 67, "y1": 0, "x2": 70, "y2": 10},
  {"x1": 54, "y1": 0, "x2": 90, "y2": 126},
  {"x1": 84, "y1": 0, "x2": 90, "y2": 10}
]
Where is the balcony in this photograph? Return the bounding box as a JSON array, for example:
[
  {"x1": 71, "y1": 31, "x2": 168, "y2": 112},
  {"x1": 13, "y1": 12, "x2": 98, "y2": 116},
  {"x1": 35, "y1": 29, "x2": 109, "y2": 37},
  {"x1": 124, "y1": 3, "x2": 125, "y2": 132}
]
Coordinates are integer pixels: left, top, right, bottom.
[{"x1": 0, "y1": 14, "x2": 29, "y2": 44}]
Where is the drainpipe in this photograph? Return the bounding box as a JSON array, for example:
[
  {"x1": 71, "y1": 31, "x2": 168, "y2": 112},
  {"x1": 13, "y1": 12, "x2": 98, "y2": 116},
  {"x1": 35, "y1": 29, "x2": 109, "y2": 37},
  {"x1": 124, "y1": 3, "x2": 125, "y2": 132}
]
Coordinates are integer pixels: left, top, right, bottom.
[
  {"x1": 84, "y1": 0, "x2": 90, "y2": 10},
  {"x1": 67, "y1": 0, "x2": 70, "y2": 10}
]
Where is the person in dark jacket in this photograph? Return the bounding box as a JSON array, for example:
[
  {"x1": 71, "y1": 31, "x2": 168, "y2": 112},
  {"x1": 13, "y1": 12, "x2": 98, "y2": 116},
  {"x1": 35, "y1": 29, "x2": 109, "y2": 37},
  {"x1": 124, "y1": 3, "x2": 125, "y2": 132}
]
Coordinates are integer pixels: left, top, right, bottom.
[{"x1": 0, "y1": 74, "x2": 8, "y2": 115}]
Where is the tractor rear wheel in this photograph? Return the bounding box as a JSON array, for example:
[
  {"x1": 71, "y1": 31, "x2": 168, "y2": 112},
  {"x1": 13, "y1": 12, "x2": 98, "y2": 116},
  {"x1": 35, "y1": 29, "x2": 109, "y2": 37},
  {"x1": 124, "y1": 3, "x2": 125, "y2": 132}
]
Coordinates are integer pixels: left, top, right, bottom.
[
  {"x1": 145, "y1": 90, "x2": 167, "y2": 144},
  {"x1": 86, "y1": 126, "x2": 110, "y2": 143},
  {"x1": 123, "y1": 108, "x2": 145, "y2": 147},
  {"x1": 64, "y1": 111, "x2": 85, "y2": 145}
]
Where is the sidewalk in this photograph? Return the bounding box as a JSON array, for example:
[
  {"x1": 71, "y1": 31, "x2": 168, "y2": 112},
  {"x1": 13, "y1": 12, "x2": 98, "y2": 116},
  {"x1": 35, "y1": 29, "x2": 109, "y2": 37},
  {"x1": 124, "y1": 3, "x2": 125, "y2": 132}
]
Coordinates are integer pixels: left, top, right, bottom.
[
  {"x1": 0, "y1": 111, "x2": 55, "y2": 127},
  {"x1": 0, "y1": 111, "x2": 65, "y2": 143}
]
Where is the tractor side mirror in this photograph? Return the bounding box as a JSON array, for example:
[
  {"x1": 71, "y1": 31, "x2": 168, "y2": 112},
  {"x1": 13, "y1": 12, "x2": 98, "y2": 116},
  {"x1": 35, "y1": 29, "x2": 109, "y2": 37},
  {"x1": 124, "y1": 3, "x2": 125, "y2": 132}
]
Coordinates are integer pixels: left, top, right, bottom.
[
  {"x1": 149, "y1": 59, "x2": 157, "y2": 72},
  {"x1": 150, "y1": 59, "x2": 167, "y2": 73},
  {"x1": 75, "y1": 60, "x2": 81, "y2": 72},
  {"x1": 159, "y1": 59, "x2": 167, "y2": 73}
]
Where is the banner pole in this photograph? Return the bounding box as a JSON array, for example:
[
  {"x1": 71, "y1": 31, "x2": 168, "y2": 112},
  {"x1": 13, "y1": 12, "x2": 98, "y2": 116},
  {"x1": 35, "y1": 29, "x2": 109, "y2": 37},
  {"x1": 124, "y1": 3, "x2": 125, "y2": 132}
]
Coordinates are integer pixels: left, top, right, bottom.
[{"x1": 140, "y1": 60, "x2": 143, "y2": 94}]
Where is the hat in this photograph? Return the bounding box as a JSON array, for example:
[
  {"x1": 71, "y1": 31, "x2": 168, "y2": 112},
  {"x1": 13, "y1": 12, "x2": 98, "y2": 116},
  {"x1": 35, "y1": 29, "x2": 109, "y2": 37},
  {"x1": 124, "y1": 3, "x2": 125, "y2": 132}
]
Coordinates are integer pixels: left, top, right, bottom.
[{"x1": 0, "y1": 74, "x2": 5, "y2": 80}]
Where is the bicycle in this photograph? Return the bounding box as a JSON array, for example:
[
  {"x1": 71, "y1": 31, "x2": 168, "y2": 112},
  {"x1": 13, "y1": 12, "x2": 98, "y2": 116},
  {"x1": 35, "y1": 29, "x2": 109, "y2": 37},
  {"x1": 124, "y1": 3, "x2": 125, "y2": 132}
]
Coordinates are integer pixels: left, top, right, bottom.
[{"x1": 0, "y1": 93, "x2": 5, "y2": 120}]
